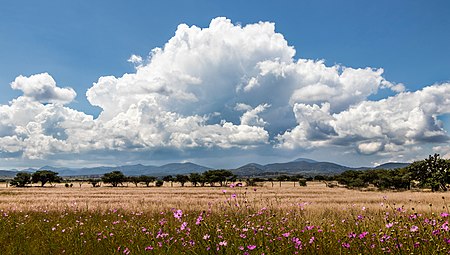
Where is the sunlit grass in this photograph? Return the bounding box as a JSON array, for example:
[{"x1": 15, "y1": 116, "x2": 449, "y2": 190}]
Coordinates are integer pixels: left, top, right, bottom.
[{"x1": 0, "y1": 182, "x2": 449, "y2": 254}]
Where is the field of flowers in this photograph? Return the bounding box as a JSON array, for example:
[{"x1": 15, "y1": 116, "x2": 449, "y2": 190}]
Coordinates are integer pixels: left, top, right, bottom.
[{"x1": 1, "y1": 182, "x2": 449, "y2": 254}]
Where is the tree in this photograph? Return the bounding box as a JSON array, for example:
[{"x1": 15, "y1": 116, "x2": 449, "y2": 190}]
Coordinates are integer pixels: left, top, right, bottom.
[
  {"x1": 128, "y1": 176, "x2": 141, "y2": 187},
  {"x1": 189, "y1": 173, "x2": 202, "y2": 187},
  {"x1": 276, "y1": 175, "x2": 289, "y2": 187},
  {"x1": 139, "y1": 175, "x2": 156, "y2": 187},
  {"x1": 10, "y1": 172, "x2": 32, "y2": 187},
  {"x1": 409, "y1": 154, "x2": 450, "y2": 192},
  {"x1": 32, "y1": 170, "x2": 61, "y2": 187},
  {"x1": 267, "y1": 177, "x2": 274, "y2": 187},
  {"x1": 163, "y1": 175, "x2": 174, "y2": 187},
  {"x1": 155, "y1": 180, "x2": 164, "y2": 187},
  {"x1": 88, "y1": 179, "x2": 101, "y2": 187},
  {"x1": 175, "y1": 174, "x2": 189, "y2": 187},
  {"x1": 102, "y1": 171, "x2": 126, "y2": 187},
  {"x1": 203, "y1": 170, "x2": 236, "y2": 187}
]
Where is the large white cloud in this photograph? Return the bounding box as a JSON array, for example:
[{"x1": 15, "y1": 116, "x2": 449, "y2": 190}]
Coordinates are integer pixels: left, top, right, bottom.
[
  {"x1": 0, "y1": 17, "x2": 448, "y2": 165},
  {"x1": 11, "y1": 73, "x2": 76, "y2": 104},
  {"x1": 277, "y1": 83, "x2": 450, "y2": 154}
]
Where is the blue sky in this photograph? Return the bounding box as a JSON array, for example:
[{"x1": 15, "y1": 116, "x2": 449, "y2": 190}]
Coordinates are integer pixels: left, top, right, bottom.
[{"x1": 0, "y1": 0, "x2": 449, "y2": 169}]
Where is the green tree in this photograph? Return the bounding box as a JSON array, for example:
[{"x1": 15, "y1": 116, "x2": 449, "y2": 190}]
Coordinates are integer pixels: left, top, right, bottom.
[
  {"x1": 139, "y1": 175, "x2": 156, "y2": 187},
  {"x1": 163, "y1": 175, "x2": 174, "y2": 187},
  {"x1": 10, "y1": 172, "x2": 32, "y2": 187},
  {"x1": 203, "y1": 170, "x2": 235, "y2": 187},
  {"x1": 189, "y1": 173, "x2": 202, "y2": 187},
  {"x1": 32, "y1": 170, "x2": 62, "y2": 187},
  {"x1": 175, "y1": 174, "x2": 189, "y2": 187},
  {"x1": 128, "y1": 176, "x2": 141, "y2": 187},
  {"x1": 409, "y1": 154, "x2": 450, "y2": 191},
  {"x1": 88, "y1": 179, "x2": 101, "y2": 187},
  {"x1": 276, "y1": 175, "x2": 289, "y2": 187},
  {"x1": 155, "y1": 180, "x2": 164, "y2": 187},
  {"x1": 102, "y1": 171, "x2": 126, "y2": 187}
]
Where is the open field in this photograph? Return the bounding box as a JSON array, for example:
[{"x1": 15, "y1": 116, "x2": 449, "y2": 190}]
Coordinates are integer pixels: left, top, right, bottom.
[
  {"x1": 1, "y1": 182, "x2": 450, "y2": 254},
  {"x1": 0, "y1": 181, "x2": 447, "y2": 213}
]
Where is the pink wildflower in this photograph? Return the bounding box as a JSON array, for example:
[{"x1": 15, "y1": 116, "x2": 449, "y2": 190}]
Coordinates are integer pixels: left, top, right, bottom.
[
  {"x1": 173, "y1": 209, "x2": 183, "y2": 220},
  {"x1": 247, "y1": 245, "x2": 256, "y2": 250}
]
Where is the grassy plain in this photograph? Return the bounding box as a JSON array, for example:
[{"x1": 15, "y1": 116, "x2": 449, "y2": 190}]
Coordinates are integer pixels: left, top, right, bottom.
[{"x1": 0, "y1": 182, "x2": 449, "y2": 254}]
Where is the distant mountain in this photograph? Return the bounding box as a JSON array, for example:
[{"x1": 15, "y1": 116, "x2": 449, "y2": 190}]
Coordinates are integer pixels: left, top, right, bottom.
[
  {"x1": 232, "y1": 159, "x2": 351, "y2": 177},
  {"x1": 374, "y1": 162, "x2": 410, "y2": 169},
  {"x1": 0, "y1": 159, "x2": 412, "y2": 179},
  {"x1": 35, "y1": 162, "x2": 211, "y2": 177},
  {"x1": 233, "y1": 163, "x2": 266, "y2": 176},
  {"x1": 292, "y1": 158, "x2": 318, "y2": 163},
  {"x1": 155, "y1": 162, "x2": 210, "y2": 175},
  {"x1": 0, "y1": 170, "x2": 20, "y2": 177}
]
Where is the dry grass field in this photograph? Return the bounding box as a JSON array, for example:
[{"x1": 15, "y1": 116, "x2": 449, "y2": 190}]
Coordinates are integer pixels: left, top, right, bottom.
[
  {"x1": 2, "y1": 181, "x2": 450, "y2": 254},
  {"x1": 0, "y1": 181, "x2": 446, "y2": 213}
]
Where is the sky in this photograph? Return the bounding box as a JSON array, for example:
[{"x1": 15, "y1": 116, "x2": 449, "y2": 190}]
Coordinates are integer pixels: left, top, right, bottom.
[{"x1": 1, "y1": 0, "x2": 450, "y2": 169}]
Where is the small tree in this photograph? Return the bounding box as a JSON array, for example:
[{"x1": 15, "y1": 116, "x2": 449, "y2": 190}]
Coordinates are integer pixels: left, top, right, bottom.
[
  {"x1": 298, "y1": 179, "x2": 307, "y2": 186},
  {"x1": 175, "y1": 174, "x2": 189, "y2": 187},
  {"x1": 155, "y1": 180, "x2": 164, "y2": 187},
  {"x1": 128, "y1": 176, "x2": 141, "y2": 187},
  {"x1": 189, "y1": 173, "x2": 202, "y2": 187},
  {"x1": 276, "y1": 175, "x2": 289, "y2": 187},
  {"x1": 32, "y1": 170, "x2": 61, "y2": 187},
  {"x1": 102, "y1": 171, "x2": 126, "y2": 187},
  {"x1": 10, "y1": 172, "x2": 32, "y2": 187},
  {"x1": 88, "y1": 179, "x2": 101, "y2": 187},
  {"x1": 163, "y1": 175, "x2": 174, "y2": 187},
  {"x1": 267, "y1": 177, "x2": 274, "y2": 187},
  {"x1": 139, "y1": 175, "x2": 156, "y2": 187},
  {"x1": 409, "y1": 154, "x2": 450, "y2": 192},
  {"x1": 203, "y1": 170, "x2": 236, "y2": 187}
]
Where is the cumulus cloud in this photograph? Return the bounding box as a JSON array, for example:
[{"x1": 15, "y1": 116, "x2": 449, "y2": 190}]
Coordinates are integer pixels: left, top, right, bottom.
[
  {"x1": 11, "y1": 73, "x2": 76, "y2": 104},
  {"x1": 0, "y1": 17, "x2": 448, "y2": 165},
  {"x1": 278, "y1": 83, "x2": 450, "y2": 154}
]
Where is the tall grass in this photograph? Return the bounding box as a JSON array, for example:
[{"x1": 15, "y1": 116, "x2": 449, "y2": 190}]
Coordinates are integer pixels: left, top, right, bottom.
[{"x1": 0, "y1": 182, "x2": 449, "y2": 254}]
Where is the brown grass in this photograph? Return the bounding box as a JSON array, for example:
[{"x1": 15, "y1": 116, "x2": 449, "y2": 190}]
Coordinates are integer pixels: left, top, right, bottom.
[{"x1": 0, "y1": 181, "x2": 447, "y2": 214}]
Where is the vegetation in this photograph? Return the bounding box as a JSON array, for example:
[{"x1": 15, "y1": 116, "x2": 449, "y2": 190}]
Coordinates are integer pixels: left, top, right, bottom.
[
  {"x1": 101, "y1": 171, "x2": 126, "y2": 187},
  {"x1": 334, "y1": 154, "x2": 450, "y2": 191},
  {"x1": 31, "y1": 170, "x2": 61, "y2": 187},
  {"x1": 409, "y1": 153, "x2": 450, "y2": 191},
  {"x1": 1, "y1": 183, "x2": 450, "y2": 254},
  {"x1": 9, "y1": 172, "x2": 32, "y2": 187},
  {"x1": 139, "y1": 175, "x2": 156, "y2": 187}
]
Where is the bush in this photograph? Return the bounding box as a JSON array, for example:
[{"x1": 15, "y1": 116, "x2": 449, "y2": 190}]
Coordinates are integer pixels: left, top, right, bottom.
[
  {"x1": 298, "y1": 179, "x2": 307, "y2": 186},
  {"x1": 155, "y1": 180, "x2": 164, "y2": 187}
]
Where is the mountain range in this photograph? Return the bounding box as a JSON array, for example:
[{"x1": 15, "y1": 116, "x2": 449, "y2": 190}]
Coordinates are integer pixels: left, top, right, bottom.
[{"x1": 0, "y1": 158, "x2": 410, "y2": 178}]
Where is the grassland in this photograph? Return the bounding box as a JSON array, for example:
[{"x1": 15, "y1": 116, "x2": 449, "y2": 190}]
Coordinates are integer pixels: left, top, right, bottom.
[{"x1": 0, "y1": 182, "x2": 449, "y2": 254}]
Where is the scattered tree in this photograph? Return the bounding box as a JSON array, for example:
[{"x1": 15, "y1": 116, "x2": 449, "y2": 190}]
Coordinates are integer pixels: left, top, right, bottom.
[
  {"x1": 128, "y1": 176, "x2": 141, "y2": 187},
  {"x1": 189, "y1": 173, "x2": 202, "y2": 187},
  {"x1": 155, "y1": 180, "x2": 164, "y2": 187},
  {"x1": 102, "y1": 171, "x2": 126, "y2": 187},
  {"x1": 32, "y1": 170, "x2": 62, "y2": 187},
  {"x1": 175, "y1": 174, "x2": 189, "y2": 187},
  {"x1": 10, "y1": 172, "x2": 32, "y2": 187},
  {"x1": 139, "y1": 175, "x2": 156, "y2": 187},
  {"x1": 88, "y1": 179, "x2": 101, "y2": 187},
  {"x1": 163, "y1": 175, "x2": 174, "y2": 187}
]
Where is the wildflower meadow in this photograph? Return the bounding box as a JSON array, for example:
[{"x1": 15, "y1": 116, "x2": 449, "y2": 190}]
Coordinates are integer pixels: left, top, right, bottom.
[{"x1": 0, "y1": 182, "x2": 449, "y2": 254}]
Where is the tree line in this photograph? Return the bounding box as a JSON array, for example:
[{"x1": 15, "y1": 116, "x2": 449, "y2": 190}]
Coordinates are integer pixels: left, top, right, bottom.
[
  {"x1": 8, "y1": 154, "x2": 450, "y2": 191},
  {"x1": 9, "y1": 169, "x2": 239, "y2": 188},
  {"x1": 333, "y1": 154, "x2": 450, "y2": 191}
]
